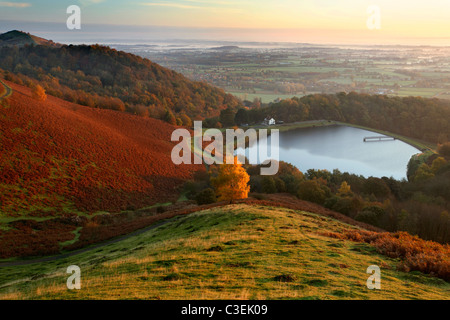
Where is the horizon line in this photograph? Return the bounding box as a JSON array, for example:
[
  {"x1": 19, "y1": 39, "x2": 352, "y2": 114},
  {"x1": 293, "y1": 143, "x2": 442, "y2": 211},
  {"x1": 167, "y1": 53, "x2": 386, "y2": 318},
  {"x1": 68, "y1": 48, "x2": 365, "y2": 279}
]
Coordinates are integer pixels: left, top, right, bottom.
[{"x1": 2, "y1": 20, "x2": 450, "y2": 47}]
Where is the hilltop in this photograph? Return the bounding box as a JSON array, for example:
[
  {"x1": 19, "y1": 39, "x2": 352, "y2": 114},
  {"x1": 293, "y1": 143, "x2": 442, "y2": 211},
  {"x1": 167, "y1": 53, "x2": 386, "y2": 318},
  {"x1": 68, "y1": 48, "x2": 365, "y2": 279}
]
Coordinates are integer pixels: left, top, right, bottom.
[
  {"x1": 0, "y1": 30, "x2": 241, "y2": 120},
  {"x1": 0, "y1": 204, "x2": 448, "y2": 300},
  {"x1": 0, "y1": 30, "x2": 60, "y2": 47}
]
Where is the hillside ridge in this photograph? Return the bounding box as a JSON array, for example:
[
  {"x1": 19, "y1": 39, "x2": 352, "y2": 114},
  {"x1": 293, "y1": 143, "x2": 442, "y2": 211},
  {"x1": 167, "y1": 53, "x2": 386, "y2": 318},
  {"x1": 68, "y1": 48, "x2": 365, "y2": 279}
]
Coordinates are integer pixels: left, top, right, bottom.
[
  {"x1": 0, "y1": 79, "x2": 202, "y2": 216},
  {"x1": 0, "y1": 30, "x2": 242, "y2": 120},
  {"x1": 1, "y1": 204, "x2": 447, "y2": 300},
  {"x1": 0, "y1": 30, "x2": 60, "y2": 47}
]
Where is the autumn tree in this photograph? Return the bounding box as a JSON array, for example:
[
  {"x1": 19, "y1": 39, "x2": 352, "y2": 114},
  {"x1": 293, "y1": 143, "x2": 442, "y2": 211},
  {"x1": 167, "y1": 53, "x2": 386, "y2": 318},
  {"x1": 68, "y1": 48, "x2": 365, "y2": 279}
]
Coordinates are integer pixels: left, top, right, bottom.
[
  {"x1": 164, "y1": 109, "x2": 176, "y2": 125},
  {"x1": 32, "y1": 84, "x2": 47, "y2": 102},
  {"x1": 219, "y1": 107, "x2": 235, "y2": 127},
  {"x1": 337, "y1": 181, "x2": 352, "y2": 197},
  {"x1": 297, "y1": 179, "x2": 330, "y2": 205},
  {"x1": 438, "y1": 142, "x2": 450, "y2": 158},
  {"x1": 211, "y1": 157, "x2": 250, "y2": 203},
  {"x1": 414, "y1": 163, "x2": 434, "y2": 182},
  {"x1": 179, "y1": 113, "x2": 192, "y2": 127},
  {"x1": 431, "y1": 157, "x2": 447, "y2": 174}
]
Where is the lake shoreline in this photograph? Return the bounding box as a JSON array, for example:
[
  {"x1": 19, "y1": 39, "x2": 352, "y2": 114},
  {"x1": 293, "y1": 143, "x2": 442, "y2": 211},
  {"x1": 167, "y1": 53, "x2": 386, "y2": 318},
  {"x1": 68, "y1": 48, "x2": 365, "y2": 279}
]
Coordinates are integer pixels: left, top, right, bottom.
[
  {"x1": 258, "y1": 120, "x2": 435, "y2": 153},
  {"x1": 239, "y1": 122, "x2": 428, "y2": 180}
]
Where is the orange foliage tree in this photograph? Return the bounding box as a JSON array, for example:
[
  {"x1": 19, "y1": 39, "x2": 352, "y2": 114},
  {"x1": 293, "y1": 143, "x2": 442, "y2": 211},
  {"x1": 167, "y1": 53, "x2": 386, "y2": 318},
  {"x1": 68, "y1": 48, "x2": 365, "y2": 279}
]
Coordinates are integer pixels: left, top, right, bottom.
[
  {"x1": 32, "y1": 84, "x2": 47, "y2": 102},
  {"x1": 211, "y1": 157, "x2": 250, "y2": 203}
]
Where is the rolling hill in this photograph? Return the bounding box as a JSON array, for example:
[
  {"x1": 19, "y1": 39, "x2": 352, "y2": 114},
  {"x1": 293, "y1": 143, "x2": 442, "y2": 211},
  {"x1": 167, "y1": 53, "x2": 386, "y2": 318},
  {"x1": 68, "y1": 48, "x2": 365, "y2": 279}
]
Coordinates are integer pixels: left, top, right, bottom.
[
  {"x1": 0, "y1": 30, "x2": 241, "y2": 120},
  {"x1": 0, "y1": 30, "x2": 60, "y2": 48},
  {"x1": 0, "y1": 204, "x2": 448, "y2": 300},
  {"x1": 0, "y1": 79, "x2": 202, "y2": 217}
]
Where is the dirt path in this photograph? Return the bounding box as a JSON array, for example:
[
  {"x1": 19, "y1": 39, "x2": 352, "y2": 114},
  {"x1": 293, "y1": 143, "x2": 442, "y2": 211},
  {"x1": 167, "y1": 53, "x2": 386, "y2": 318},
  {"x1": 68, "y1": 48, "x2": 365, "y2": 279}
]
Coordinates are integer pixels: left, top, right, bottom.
[
  {"x1": 0, "y1": 79, "x2": 12, "y2": 100},
  {"x1": 0, "y1": 219, "x2": 171, "y2": 268}
]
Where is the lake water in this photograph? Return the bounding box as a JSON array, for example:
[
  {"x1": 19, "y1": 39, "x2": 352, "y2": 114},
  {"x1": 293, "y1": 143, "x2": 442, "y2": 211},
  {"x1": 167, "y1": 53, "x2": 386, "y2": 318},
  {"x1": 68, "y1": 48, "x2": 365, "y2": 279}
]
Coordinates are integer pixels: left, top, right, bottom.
[{"x1": 236, "y1": 125, "x2": 421, "y2": 180}]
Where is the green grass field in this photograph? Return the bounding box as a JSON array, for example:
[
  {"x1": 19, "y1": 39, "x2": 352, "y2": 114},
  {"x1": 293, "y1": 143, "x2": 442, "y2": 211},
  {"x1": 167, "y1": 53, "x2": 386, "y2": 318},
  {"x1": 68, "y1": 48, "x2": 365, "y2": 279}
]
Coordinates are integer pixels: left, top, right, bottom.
[
  {"x1": 1, "y1": 204, "x2": 447, "y2": 300},
  {"x1": 227, "y1": 91, "x2": 300, "y2": 104},
  {"x1": 396, "y1": 88, "x2": 445, "y2": 98}
]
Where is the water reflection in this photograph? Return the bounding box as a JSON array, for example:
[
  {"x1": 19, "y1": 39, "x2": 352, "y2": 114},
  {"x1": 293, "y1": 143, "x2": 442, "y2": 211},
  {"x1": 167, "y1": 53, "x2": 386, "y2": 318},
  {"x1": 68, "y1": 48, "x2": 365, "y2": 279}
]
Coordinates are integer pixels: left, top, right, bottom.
[{"x1": 237, "y1": 125, "x2": 420, "y2": 180}]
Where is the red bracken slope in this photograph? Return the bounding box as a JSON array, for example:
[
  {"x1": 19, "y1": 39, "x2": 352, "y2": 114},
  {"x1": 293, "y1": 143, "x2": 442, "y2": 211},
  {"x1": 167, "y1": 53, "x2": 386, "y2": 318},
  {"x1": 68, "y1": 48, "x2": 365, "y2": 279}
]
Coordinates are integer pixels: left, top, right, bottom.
[{"x1": 0, "y1": 80, "x2": 202, "y2": 216}]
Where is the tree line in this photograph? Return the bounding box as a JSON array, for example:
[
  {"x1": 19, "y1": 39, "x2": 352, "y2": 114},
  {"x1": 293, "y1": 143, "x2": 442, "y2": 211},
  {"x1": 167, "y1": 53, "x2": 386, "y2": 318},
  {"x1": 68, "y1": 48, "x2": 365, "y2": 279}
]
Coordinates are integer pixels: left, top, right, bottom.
[
  {"x1": 226, "y1": 92, "x2": 450, "y2": 144},
  {"x1": 0, "y1": 43, "x2": 241, "y2": 122}
]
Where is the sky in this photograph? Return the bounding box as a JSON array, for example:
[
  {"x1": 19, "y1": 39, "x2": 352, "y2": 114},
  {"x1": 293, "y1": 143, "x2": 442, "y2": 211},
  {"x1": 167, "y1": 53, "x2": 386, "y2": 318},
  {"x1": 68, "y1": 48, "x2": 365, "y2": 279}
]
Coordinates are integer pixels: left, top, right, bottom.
[{"x1": 1, "y1": 0, "x2": 450, "y2": 45}]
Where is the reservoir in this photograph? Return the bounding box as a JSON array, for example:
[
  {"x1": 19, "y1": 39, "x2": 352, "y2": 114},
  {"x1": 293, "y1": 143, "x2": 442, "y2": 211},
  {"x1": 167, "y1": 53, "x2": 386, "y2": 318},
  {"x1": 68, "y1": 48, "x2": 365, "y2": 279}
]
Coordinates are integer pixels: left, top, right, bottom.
[{"x1": 236, "y1": 125, "x2": 421, "y2": 180}]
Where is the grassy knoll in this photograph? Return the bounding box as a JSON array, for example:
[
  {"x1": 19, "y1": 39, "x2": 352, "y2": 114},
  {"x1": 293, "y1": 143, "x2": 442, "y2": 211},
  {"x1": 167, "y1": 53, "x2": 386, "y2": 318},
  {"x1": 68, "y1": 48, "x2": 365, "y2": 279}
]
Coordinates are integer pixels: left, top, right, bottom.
[{"x1": 0, "y1": 204, "x2": 447, "y2": 300}]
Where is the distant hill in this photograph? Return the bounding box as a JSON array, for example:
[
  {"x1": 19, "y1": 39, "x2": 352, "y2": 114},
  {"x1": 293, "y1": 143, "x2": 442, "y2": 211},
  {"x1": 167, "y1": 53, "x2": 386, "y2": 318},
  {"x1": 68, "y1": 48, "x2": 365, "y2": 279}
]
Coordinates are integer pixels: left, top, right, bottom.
[
  {"x1": 210, "y1": 45, "x2": 240, "y2": 50},
  {"x1": 0, "y1": 30, "x2": 241, "y2": 121},
  {"x1": 0, "y1": 80, "x2": 203, "y2": 216},
  {"x1": 0, "y1": 30, "x2": 60, "y2": 47}
]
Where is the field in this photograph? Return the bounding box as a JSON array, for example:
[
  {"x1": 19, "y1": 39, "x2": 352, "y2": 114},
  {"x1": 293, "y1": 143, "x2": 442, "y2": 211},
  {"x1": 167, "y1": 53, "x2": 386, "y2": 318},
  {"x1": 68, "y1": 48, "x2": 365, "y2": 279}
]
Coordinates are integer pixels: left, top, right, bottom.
[
  {"x1": 0, "y1": 204, "x2": 448, "y2": 300},
  {"x1": 121, "y1": 44, "x2": 450, "y2": 104}
]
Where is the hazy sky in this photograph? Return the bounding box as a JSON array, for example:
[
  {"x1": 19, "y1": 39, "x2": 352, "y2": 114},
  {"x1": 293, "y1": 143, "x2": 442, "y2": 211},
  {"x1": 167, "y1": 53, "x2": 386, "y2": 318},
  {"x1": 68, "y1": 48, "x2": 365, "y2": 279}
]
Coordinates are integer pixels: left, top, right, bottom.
[{"x1": 1, "y1": 0, "x2": 450, "y2": 45}]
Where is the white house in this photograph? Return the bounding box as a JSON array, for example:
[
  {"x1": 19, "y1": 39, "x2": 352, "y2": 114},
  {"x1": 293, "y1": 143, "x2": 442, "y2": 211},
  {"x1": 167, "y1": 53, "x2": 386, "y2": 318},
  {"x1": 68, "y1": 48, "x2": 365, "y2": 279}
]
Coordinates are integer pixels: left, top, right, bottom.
[{"x1": 263, "y1": 117, "x2": 276, "y2": 126}]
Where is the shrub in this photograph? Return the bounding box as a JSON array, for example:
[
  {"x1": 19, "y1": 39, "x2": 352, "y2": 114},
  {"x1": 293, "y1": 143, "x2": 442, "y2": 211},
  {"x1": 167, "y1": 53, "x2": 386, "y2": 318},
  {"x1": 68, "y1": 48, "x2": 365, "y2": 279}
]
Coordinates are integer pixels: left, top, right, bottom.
[
  {"x1": 32, "y1": 85, "x2": 47, "y2": 102},
  {"x1": 297, "y1": 180, "x2": 331, "y2": 205},
  {"x1": 261, "y1": 176, "x2": 277, "y2": 194},
  {"x1": 355, "y1": 206, "x2": 386, "y2": 226},
  {"x1": 363, "y1": 177, "x2": 391, "y2": 198},
  {"x1": 323, "y1": 230, "x2": 450, "y2": 281},
  {"x1": 195, "y1": 188, "x2": 216, "y2": 205},
  {"x1": 251, "y1": 193, "x2": 267, "y2": 200},
  {"x1": 438, "y1": 142, "x2": 450, "y2": 158},
  {"x1": 156, "y1": 206, "x2": 166, "y2": 214},
  {"x1": 274, "y1": 177, "x2": 286, "y2": 193},
  {"x1": 332, "y1": 197, "x2": 357, "y2": 216}
]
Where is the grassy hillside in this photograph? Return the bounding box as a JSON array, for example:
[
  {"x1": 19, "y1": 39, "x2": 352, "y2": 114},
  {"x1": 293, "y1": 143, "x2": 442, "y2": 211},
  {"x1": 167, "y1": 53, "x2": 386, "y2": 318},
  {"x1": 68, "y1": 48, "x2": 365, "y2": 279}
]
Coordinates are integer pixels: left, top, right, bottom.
[{"x1": 1, "y1": 204, "x2": 447, "y2": 300}]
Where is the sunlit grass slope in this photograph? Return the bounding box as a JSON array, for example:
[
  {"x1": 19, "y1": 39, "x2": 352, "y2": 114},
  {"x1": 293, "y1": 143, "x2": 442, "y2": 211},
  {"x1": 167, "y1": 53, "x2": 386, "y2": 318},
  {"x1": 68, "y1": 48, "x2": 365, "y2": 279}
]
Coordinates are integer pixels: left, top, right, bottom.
[{"x1": 0, "y1": 204, "x2": 448, "y2": 300}]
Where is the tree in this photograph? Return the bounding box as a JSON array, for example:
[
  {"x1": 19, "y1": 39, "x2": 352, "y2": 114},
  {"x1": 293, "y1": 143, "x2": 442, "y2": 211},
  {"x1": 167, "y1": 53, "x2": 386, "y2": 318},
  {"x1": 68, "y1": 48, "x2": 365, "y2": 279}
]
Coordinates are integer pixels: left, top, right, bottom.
[
  {"x1": 179, "y1": 113, "x2": 192, "y2": 127},
  {"x1": 337, "y1": 181, "x2": 352, "y2": 197},
  {"x1": 362, "y1": 177, "x2": 390, "y2": 198},
  {"x1": 261, "y1": 176, "x2": 277, "y2": 193},
  {"x1": 211, "y1": 157, "x2": 250, "y2": 202},
  {"x1": 220, "y1": 107, "x2": 235, "y2": 127},
  {"x1": 414, "y1": 163, "x2": 434, "y2": 182},
  {"x1": 32, "y1": 84, "x2": 47, "y2": 102},
  {"x1": 297, "y1": 180, "x2": 330, "y2": 205},
  {"x1": 164, "y1": 109, "x2": 176, "y2": 125},
  {"x1": 438, "y1": 142, "x2": 450, "y2": 158},
  {"x1": 355, "y1": 206, "x2": 386, "y2": 227},
  {"x1": 234, "y1": 108, "x2": 249, "y2": 125},
  {"x1": 195, "y1": 188, "x2": 216, "y2": 205},
  {"x1": 431, "y1": 157, "x2": 447, "y2": 174}
]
